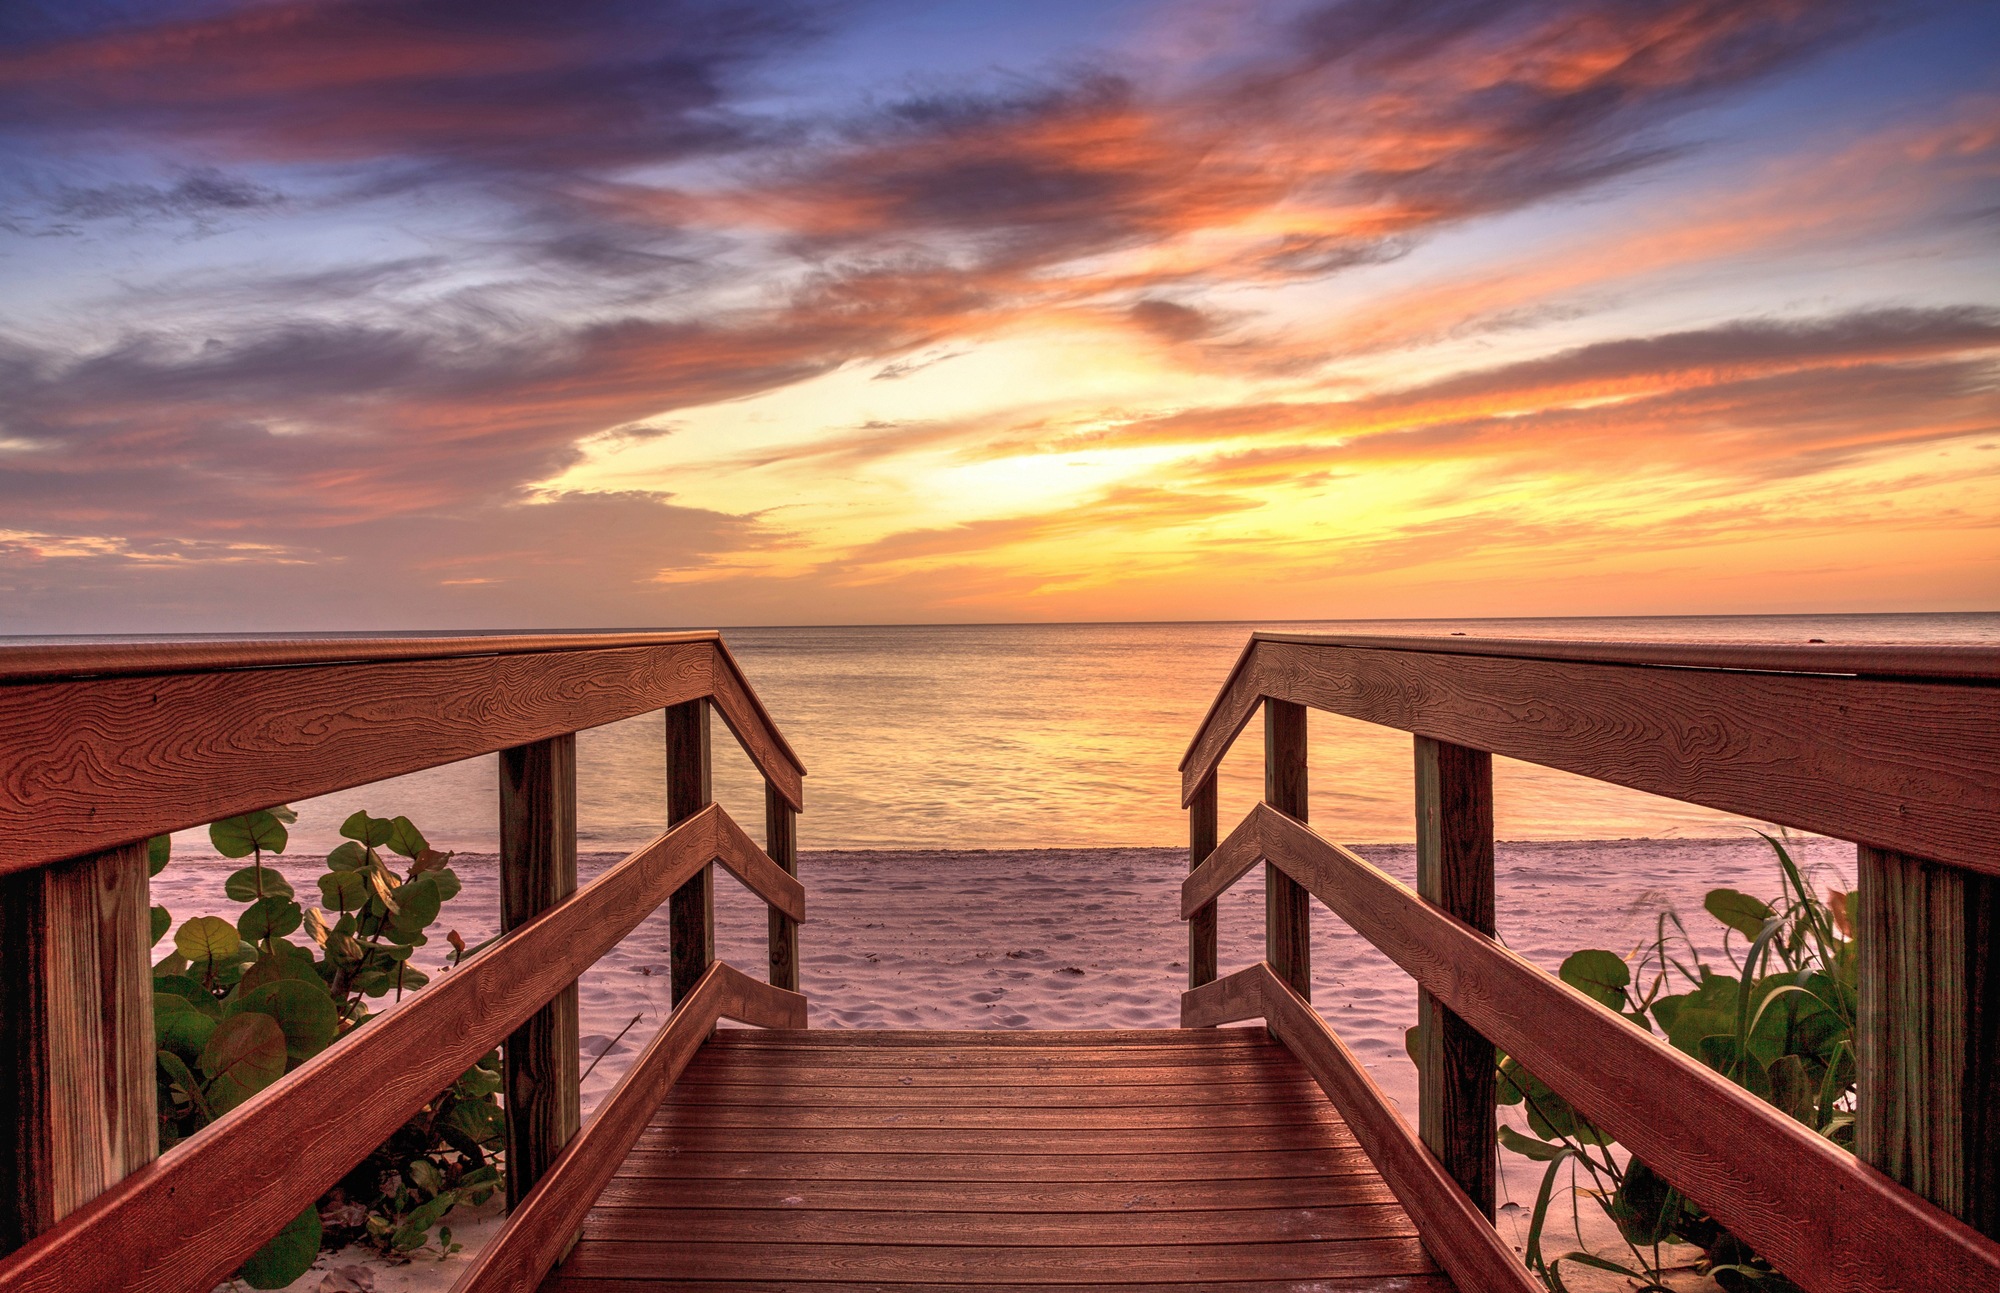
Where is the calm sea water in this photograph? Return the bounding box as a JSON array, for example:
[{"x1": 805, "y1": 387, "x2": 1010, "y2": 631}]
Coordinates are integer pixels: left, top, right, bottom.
[{"x1": 152, "y1": 612, "x2": 1997, "y2": 858}]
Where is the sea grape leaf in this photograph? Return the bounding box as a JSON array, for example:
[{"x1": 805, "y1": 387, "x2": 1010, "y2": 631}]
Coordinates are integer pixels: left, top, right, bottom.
[
  {"x1": 1768, "y1": 1053, "x2": 1816, "y2": 1125},
  {"x1": 1498, "y1": 1124, "x2": 1568, "y2": 1161},
  {"x1": 339, "y1": 811, "x2": 395, "y2": 847},
  {"x1": 237, "y1": 896, "x2": 303, "y2": 944},
  {"x1": 237, "y1": 944, "x2": 322, "y2": 994},
  {"x1": 209, "y1": 810, "x2": 289, "y2": 859},
  {"x1": 390, "y1": 1192, "x2": 456, "y2": 1251},
  {"x1": 408, "y1": 1158, "x2": 444, "y2": 1198},
  {"x1": 237, "y1": 1203, "x2": 321, "y2": 1289},
  {"x1": 326, "y1": 841, "x2": 369, "y2": 872},
  {"x1": 229, "y1": 979, "x2": 338, "y2": 1061},
  {"x1": 199, "y1": 1011, "x2": 286, "y2": 1113},
  {"x1": 1704, "y1": 889, "x2": 1773, "y2": 940},
  {"x1": 153, "y1": 974, "x2": 220, "y2": 1014},
  {"x1": 386, "y1": 816, "x2": 428, "y2": 859},
  {"x1": 442, "y1": 1098, "x2": 505, "y2": 1147},
  {"x1": 147, "y1": 834, "x2": 171, "y2": 876},
  {"x1": 153, "y1": 992, "x2": 217, "y2": 1060},
  {"x1": 428, "y1": 867, "x2": 462, "y2": 904},
  {"x1": 174, "y1": 915, "x2": 240, "y2": 966},
  {"x1": 224, "y1": 865, "x2": 294, "y2": 903},
  {"x1": 150, "y1": 905, "x2": 171, "y2": 947},
  {"x1": 1558, "y1": 950, "x2": 1630, "y2": 1010},
  {"x1": 1607, "y1": 1159, "x2": 1687, "y2": 1247},
  {"x1": 319, "y1": 870, "x2": 369, "y2": 911},
  {"x1": 389, "y1": 875, "x2": 441, "y2": 932},
  {"x1": 1497, "y1": 1055, "x2": 1611, "y2": 1145}
]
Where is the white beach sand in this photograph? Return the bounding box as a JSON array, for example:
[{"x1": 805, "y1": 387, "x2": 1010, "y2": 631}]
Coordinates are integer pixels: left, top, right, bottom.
[{"x1": 162, "y1": 834, "x2": 1854, "y2": 1292}]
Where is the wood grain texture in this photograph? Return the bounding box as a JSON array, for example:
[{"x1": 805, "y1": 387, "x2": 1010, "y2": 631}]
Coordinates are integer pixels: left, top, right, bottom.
[
  {"x1": 1856, "y1": 846, "x2": 2000, "y2": 1235},
  {"x1": 1256, "y1": 965, "x2": 1545, "y2": 1293},
  {"x1": 1264, "y1": 698, "x2": 1311, "y2": 1001},
  {"x1": 499, "y1": 735, "x2": 582, "y2": 1213},
  {"x1": 765, "y1": 784, "x2": 800, "y2": 991},
  {"x1": 0, "y1": 640, "x2": 711, "y2": 874},
  {"x1": 0, "y1": 844, "x2": 155, "y2": 1254},
  {"x1": 1176, "y1": 639, "x2": 1266, "y2": 804},
  {"x1": 543, "y1": 1279, "x2": 1455, "y2": 1293},
  {"x1": 708, "y1": 640, "x2": 806, "y2": 810},
  {"x1": 712, "y1": 799, "x2": 806, "y2": 923},
  {"x1": 1413, "y1": 735, "x2": 1496, "y2": 1219},
  {"x1": 1187, "y1": 775, "x2": 1218, "y2": 990},
  {"x1": 664, "y1": 1079, "x2": 1324, "y2": 1108},
  {"x1": 1252, "y1": 807, "x2": 2000, "y2": 1293},
  {"x1": 545, "y1": 1029, "x2": 1437, "y2": 1290},
  {"x1": 1179, "y1": 964, "x2": 1269, "y2": 1028},
  {"x1": 1182, "y1": 639, "x2": 2000, "y2": 874},
  {"x1": 1181, "y1": 802, "x2": 1267, "y2": 916},
  {"x1": 0, "y1": 805, "x2": 744, "y2": 1293},
  {"x1": 666, "y1": 700, "x2": 714, "y2": 1006},
  {"x1": 449, "y1": 963, "x2": 804, "y2": 1293}
]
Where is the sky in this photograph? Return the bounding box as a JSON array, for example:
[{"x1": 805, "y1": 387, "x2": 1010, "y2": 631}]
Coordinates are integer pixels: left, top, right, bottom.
[{"x1": 1, "y1": 0, "x2": 1996, "y2": 632}]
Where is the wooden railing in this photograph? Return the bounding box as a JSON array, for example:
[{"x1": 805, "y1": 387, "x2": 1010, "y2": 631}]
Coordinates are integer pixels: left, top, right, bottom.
[
  {"x1": 0, "y1": 632, "x2": 807, "y2": 1293},
  {"x1": 1177, "y1": 632, "x2": 2000, "y2": 1293}
]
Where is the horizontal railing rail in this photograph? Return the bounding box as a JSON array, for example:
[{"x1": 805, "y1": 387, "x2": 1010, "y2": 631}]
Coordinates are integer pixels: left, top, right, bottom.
[
  {"x1": 1177, "y1": 632, "x2": 2000, "y2": 1293},
  {"x1": 0, "y1": 632, "x2": 809, "y2": 1293}
]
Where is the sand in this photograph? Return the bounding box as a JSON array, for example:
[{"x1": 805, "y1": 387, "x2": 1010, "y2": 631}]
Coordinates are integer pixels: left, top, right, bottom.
[{"x1": 157, "y1": 834, "x2": 1853, "y2": 1292}]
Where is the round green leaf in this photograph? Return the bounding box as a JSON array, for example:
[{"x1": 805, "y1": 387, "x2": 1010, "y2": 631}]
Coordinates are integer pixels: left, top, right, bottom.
[
  {"x1": 198, "y1": 1011, "x2": 286, "y2": 1112},
  {"x1": 429, "y1": 867, "x2": 462, "y2": 904},
  {"x1": 209, "y1": 810, "x2": 289, "y2": 859},
  {"x1": 1558, "y1": 949, "x2": 1631, "y2": 1010},
  {"x1": 153, "y1": 973, "x2": 219, "y2": 1014},
  {"x1": 318, "y1": 870, "x2": 369, "y2": 911},
  {"x1": 147, "y1": 834, "x2": 171, "y2": 876},
  {"x1": 390, "y1": 875, "x2": 442, "y2": 933},
  {"x1": 224, "y1": 865, "x2": 294, "y2": 903},
  {"x1": 237, "y1": 1203, "x2": 321, "y2": 1289},
  {"x1": 1705, "y1": 888, "x2": 1774, "y2": 940},
  {"x1": 238, "y1": 942, "x2": 322, "y2": 994},
  {"x1": 386, "y1": 815, "x2": 429, "y2": 859},
  {"x1": 237, "y1": 896, "x2": 303, "y2": 943},
  {"x1": 149, "y1": 905, "x2": 171, "y2": 947},
  {"x1": 229, "y1": 979, "x2": 339, "y2": 1061},
  {"x1": 326, "y1": 841, "x2": 369, "y2": 872},
  {"x1": 153, "y1": 991, "x2": 217, "y2": 1060},
  {"x1": 339, "y1": 810, "x2": 394, "y2": 847},
  {"x1": 174, "y1": 915, "x2": 240, "y2": 966}
]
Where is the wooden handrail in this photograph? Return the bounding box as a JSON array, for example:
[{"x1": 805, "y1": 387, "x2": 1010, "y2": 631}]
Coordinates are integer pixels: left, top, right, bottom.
[
  {"x1": 0, "y1": 633, "x2": 806, "y2": 874},
  {"x1": 1177, "y1": 635, "x2": 2000, "y2": 875},
  {"x1": 449, "y1": 962, "x2": 804, "y2": 1293},
  {"x1": 1180, "y1": 963, "x2": 1540, "y2": 1293},
  {"x1": 1183, "y1": 804, "x2": 2000, "y2": 1293},
  {"x1": 0, "y1": 803, "x2": 797, "y2": 1293}
]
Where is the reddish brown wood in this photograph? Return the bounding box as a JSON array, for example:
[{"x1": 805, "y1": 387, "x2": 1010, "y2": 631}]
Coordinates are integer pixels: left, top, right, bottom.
[
  {"x1": 1249, "y1": 806, "x2": 2000, "y2": 1293},
  {"x1": 1255, "y1": 965, "x2": 1540, "y2": 1293},
  {"x1": 708, "y1": 640, "x2": 806, "y2": 810},
  {"x1": 585, "y1": 1174, "x2": 1398, "y2": 1213},
  {"x1": 1179, "y1": 965, "x2": 1268, "y2": 1029},
  {"x1": 1181, "y1": 806, "x2": 1265, "y2": 916},
  {"x1": 765, "y1": 783, "x2": 800, "y2": 991},
  {"x1": 0, "y1": 843, "x2": 155, "y2": 1254},
  {"x1": 0, "y1": 806, "x2": 738, "y2": 1293},
  {"x1": 1186, "y1": 776, "x2": 1218, "y2": 991},
  {"x1": 578, "y1": 1202, "x2": 1414, "y2": 1244},
  {"x1": 450, "y1": 963, "x2": 804, "y2": 1293},
  {"x1": 500, "y1": 735, "x2": 582, "y2": 1212},
  {"x1": 713, "y1": 799, "x2": 806, "y2": 923},
  {"x1": 1413, "y1": 736, "x2": 1496, "y2": 1219},
  {"x1": 1181, "y1": 638, "x2": 2000, "y2": 875},
  {"x1": 666, "y1": 700, "x2": 714, "y2": 1006},
  {"x1": 1263, "y1": 699, "x2": 1310, "y2": 1001},
  {"x1": 545, "y1": 1278, "x2": 1453, "y2": 1293},
  {"x1": 0, "y1": 640, "x2": 711, "y2": 875}
]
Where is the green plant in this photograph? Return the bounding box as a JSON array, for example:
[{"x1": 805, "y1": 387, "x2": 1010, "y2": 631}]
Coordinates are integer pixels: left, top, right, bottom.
[
  {"x1": 1477, "y1": 833, "x2": 1856, "y2": 1292},
  {"x1": 150, "y1": 807, "x2": 504, "y2": 1287}
]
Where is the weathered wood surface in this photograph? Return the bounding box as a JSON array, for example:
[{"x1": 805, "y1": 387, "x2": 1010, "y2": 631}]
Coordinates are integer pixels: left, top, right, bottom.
[
  {"x1": 450, "y1": 963, "x2": 804, "y2": 1293},
  {"x1": 1186, "y1": 775, "x2": 1218, "y2": 990},
  {"x1": 1177, "y1": 638, "x2": 2000, "y2": 876},
  {"x1": 0, "y1": 843, "x2": 155, "y2": 1253},
  {"x1": 499, "y1": 735, "x2": 582, "y2": 1212},
  {"x1": 0, "y1": 805, "x2": 755, "y2": 1293},
  {"x1": 709, "y1": 640, "x2": 806, "y2": 810},
  {"x1": 666, "y1": 700, "x2": 715, "y2": 1005},
  {"x1": 542, "y1": 1030, "x2": 1441, "y2": 1291},
  {"x1": 1263, "y1": 699, "x2": 1311, "y2": 1001},
  {"x1": 1858, "y1": 847, "x2": 2000, "y2": 1236},
  {"x1": 546, "y1": 1280, "x2": 1451, "y2": 1293},
  {"x1": 765, "y1": 783, "x2": 800, "y2": 991},
  {"x1": 1229, "y1": 805, "x2": 2000, "y2": 1293},
  {"x1": 1413, "y1": 736, "x2": 1497, "y2": 1219},
  {"x1": 1180, "y1": 966, "x2": 1268, "y2": 1029}
]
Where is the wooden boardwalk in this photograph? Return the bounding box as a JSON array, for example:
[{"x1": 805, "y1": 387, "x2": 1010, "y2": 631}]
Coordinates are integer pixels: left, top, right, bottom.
[{"x1": 543, "y1": 1029, "x2": 1451, "y2": 1291}]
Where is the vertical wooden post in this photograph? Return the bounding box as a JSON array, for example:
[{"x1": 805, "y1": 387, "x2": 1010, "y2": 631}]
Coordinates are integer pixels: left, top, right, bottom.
[
  {"x1": 766, "y1": 782, "x2": 800, "y2": 995},
  {"x1": 666, "y1": 699, "x2": 714, "y2": 1006},
  {"x1": 499, "y1": 735, "x2": 581, "y2": 1212},
  {"x1": 1414, "y1": 736, "x2": 1498, "y2": 1218},
  {"x1": 1264, "y1": 698, "x2": 1311, "y2": 1001},
  {"x1": 1857, "y1": 846, "x2": 2000, "y2": 1236},
  {"x1": 1188, "y1": 775, "x2": 1219, "y2": 992},
  {"x1": 0, "y1": 842, "x2": 156, "y2": 1253}
]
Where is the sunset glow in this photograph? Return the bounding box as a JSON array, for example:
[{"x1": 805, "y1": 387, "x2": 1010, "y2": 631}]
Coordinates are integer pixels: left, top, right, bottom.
[{"x1": 3, "y1": 0, "x2": 1995, "y2": 630}]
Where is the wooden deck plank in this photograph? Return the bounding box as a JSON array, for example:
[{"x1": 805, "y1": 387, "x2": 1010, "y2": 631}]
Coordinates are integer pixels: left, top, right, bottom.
[
  {"x1": 544, "y1": 1030, "x2": 1447, "y2": 1290},
  {"x1": 546, "y1": 1278, "x2": 1456, "y2": 1293}
]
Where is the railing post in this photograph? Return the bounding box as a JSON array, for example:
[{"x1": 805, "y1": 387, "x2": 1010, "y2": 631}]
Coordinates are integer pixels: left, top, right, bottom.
[
  {"x1": 1414, "y1": 736, "x2": 1497, "y2": 1218},
  {"x1": 498, "y1": 734, "x2": 581, "y2": 1213},
  {"x1": 1857, "y1": 846, "x2": 2000, "y2": 1236},
  {"x1": 666, "y1": 699, "x2": 713, "y2": 1005},
  {"x1": 765, "y1": 782, "x2": 800, "y2": 994},
  {"x1": 0, "y1": 842, "x2": 156, "y2": 1253},
  {"x1": 1264, "y1": 698, "x2": 1310, "y2": 1000},
  {"x1": 1188, "y1": 775, "x2": 1219, "y2": 991}
]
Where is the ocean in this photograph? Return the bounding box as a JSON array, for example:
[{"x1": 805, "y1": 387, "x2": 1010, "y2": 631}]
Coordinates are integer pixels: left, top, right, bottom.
[{"x1": 154, "y1": 612, "x2": 1999, "y2": 860}]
